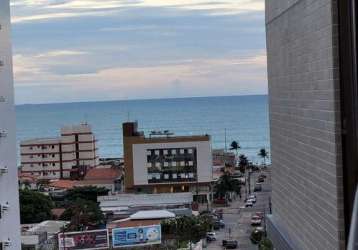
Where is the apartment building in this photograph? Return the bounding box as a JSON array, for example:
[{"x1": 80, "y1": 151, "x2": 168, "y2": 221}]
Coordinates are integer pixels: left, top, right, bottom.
[
  {"x1": 21, "y1": 123, "x2": 99, "y2": 179},
  {"x1": 0, "y1": 0, "x2": 21, "y2": 248},
  {"x1": 266, "y1": 0, "x2": 358, "y2": 249},
  {"x1": 123, "y1": 122, "x2": 213, "y2": 204}
]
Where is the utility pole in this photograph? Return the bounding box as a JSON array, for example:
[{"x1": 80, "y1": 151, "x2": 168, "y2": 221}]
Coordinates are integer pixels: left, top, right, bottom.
[{"x1": 224, "y1": 128, "x2": 227, "y2": 152}]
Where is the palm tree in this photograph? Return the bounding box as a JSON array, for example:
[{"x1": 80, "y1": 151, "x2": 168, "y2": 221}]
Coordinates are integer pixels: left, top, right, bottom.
[
  {"x1": 258, "y1": 148, "x2": 269, "y2": 166},
  {"x1": 230, "y1": 140, "x2": 241, "y2": 156},
  {"x1": 238, "y1": 154, "x2": 249, "y2": 173}
]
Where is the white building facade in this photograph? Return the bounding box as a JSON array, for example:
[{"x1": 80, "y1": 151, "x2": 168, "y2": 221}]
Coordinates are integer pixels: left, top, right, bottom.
[
  {"x1": 21, "y1": 124, "x2": 99, "y2": 179},
  {"x1": 0, "y1": 0, "x2": 22, "y2": 248}
]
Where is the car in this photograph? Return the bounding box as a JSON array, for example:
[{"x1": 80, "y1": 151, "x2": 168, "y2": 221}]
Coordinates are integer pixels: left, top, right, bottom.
[
  {"x1": 213, "y1": 221, "x2": 221, "y2": 230},
  {"x1": 259, "y1": 174, "x2": 267, "y2": 179},
  {"x1": 251, "y1": 215, "x2": 262, "y2": 226},
  {"x1": 248, "y1": 194, "x2": 256, "y2": 199},
  {"x1": 245, "y1": 201, "x2": 253, "y2": 207},
  {"x1": 247, "y1": 198, "x2": 256, "y2": 203},
  {"x1": 219, "y1": 219, "x2": 225, "y2": 228},
  {"x1": 258, "y1": 176, "x2": 265, "y2": 183},
  {"x1": 254, "y1": 184, "x2": 262, "y2": 192},
  {"x1": 255, "y1": 212, "x2": 264, "y2": 219},
  {"x1": 206, "y1": 232, "x2": 216, "y2": 241},
  {"x1": 223, "y1": 240, "x2": 238, "y2": 249}
]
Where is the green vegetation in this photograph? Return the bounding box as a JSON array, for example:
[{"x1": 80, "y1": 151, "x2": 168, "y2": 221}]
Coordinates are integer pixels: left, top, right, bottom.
[
  {"x1": 258, "y1": 148, "x2": 269, "y2": 166},
  {"x1": 161, "y1": 215, "x2": 213, "y2": 248},
  {"x1": 64, "y1": 186, "x2": 109, "y2": 203},
  {"x1": 214, "y1": 173, "x2": 242, "y2": 199},
  {"x1": 19, "y1": 189, "x2": 54, "y2": 224},
  {"x1": 60, "y1": 198, "x2": 104, "y2": 231},
  {"x1": 238, "y1": 154, "x2": 249, "y2": 173},
  {"x1": 230, "y1": 140, "x2": 241, "y2": 156},
  {"x1": 259, "y1": 238, "x2": 274, "y2": 250}
]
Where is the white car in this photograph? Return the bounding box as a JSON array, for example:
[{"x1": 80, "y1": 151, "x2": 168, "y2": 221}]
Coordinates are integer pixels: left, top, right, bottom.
[
  {"x1": 245, "y1": 201, "x2": 253, "y2": 207},
  {"x1": 248, "y1": 194, "x2": 256, "y2": 199},
  {"x1": 247, "y1": 198, "x2": 256, "y2": 203}
]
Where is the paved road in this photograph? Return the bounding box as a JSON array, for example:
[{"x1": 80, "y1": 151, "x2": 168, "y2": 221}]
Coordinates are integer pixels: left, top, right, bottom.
[{"x1": 205, "y1": 169, "x2": 272, "y2": 250}]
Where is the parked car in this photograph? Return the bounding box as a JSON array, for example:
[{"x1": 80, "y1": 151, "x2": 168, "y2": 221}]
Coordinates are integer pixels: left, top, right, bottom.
[
  {"x1": 251, "y1": 215, "x2": 262, "y2": 226},
  {"x1": 258, "y1": 176, "x2": 265, "y2": 183},
  {"x1": 247, "y1": 198, "x2": 256, "y2": 203},
  {"x1": 223, "y1": 240, "x2": 238, "y2": 249},
  {"x1": 254, "y1": 184, "x2": 262, "y2": 192},
  {"x1": 213, "y1": 221, "x2": 221, "y2": 230},
  {"x1": 248, "y1": 194, "x2": 256, "y2": 199},
  {"x1": 245, "y1": 201, "x2": 254, "y2": 207},
  {"x1": 255, "y1": 212, "x2": 264, "y2": 219},
  {"x1": 259, "y1": 174, "x2": 267, "y2": 179},
  {"x1": 206, "y1": 232, "x2": 216, "y2": 241},
  {"x1": 219, "y1": 219, "x2": 225, "y2": 228}
]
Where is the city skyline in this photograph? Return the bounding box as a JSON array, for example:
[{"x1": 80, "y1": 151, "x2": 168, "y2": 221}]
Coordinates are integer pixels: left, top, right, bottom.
[{"x1": 10, "y1": 0, "x2": 267, "y2": 104}]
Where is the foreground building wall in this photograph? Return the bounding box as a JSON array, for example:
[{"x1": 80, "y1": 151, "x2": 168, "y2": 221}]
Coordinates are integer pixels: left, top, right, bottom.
[
  {"x1": 0, "y1": 0, "x2": 21, "y2": 248},
  {"x1": 266, "y1": 0, "x2": 345, "y2": 249}
]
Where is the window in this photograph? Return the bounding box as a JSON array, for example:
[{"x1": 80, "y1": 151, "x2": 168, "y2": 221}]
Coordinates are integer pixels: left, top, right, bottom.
[
  {"x1": 180, "y1": 161, "x2": 185, "y2": 166},
  {"x1": 171, "y1": 149, "x2": 176, "y2": 155},
  {"x1": 42, "y1": 154, "x2": 47, "y2": 158},
  {"x1": 147, "y1": 162, "x2": 152, "y2": 168},
  {"x1": 52, "y1": 163, "x2": 56, "y2": 166},
  {"x1": 163, "y1": 149, "x2": 168, "y2": 155},
  {"x1": 164, "y1": 162, "x2": 169, "y2": 167},
  {"x1": 43, "y1": 163, "x2": 48, "y2": 167},
  {"x1": 30, "y1": 164, "x2": 33, "y2": 167},
  {"x1": 29, "y1": 146, "x2": 33, "y2": 150},
  {"x1": 29, "y1": 155, "x2": 33, "y2": 159},
  {"x1": 172, "y1": 162, "x2": 177, "y2": 167},
  {"x1": 42, "y1": 146, "x2": 47, "y2": 150},
  {"x1": 51, "y1": 145, "x2": 55, "y2": 149},
  {"x1": 180, "y1": 149, "x2": 185, "y2": 154},
  {"x1": 188, "y1": 149, "x2": 193, "y2": 154},
  {"x1": 155, "y1": 150, "x2": 160, "y2": 155},
  {"x1": 52, "y1": 154, "x2": 55, "y2": 158}
]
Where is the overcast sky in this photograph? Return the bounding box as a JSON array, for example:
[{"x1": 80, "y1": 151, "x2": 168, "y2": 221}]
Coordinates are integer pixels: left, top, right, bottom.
[{"x1": 10, "y1": 0, "x2": 267, "y2": 104}]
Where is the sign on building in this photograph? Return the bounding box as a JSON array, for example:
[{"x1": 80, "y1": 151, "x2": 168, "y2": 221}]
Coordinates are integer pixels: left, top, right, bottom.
[
  {"x1": 112, "y1": 225, "x2": 161, "y2": 248},
  {"x1": 58, "y1": 229, "x2": 109, "y2": 250}
]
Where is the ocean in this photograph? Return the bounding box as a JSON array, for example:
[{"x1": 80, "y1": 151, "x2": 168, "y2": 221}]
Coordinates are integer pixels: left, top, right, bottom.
[{"x1": 16, "y1": 95, "x2": 270, "y2": 164}]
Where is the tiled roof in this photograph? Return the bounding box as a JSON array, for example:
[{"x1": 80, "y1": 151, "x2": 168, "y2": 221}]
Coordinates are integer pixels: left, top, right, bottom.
[
  {"x1": 84, "y1": 167, "x2": 122, "y2": 181},
  {"x1": 49, "y1": 180, "x2": 76, "y2": 189}
]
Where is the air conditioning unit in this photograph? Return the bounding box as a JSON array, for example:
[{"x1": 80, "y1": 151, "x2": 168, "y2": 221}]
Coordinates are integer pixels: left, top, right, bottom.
[
  {"x1": 0, "y1": 166, "x2": 8, "y2": 174},
  {"x1": 0, "y1": 129, "x2": 7, "y2": 138},
  {"x1": 1, "y1": 203, "x2": 10, "y2": 212},
  {"x1": 1, "y1": 239, "x2": 12, "y2": 248}
]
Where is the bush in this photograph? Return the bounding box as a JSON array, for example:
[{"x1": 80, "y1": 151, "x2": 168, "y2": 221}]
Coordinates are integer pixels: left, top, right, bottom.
[{"x1": 259, "y1": 238, "x2": 273, "y2": 250}]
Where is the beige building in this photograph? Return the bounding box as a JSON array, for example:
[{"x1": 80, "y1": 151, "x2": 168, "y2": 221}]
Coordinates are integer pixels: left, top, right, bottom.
[
  {"x1": 21, "y1": 123, "x2": 98, "y2": 179},
  {"x1": 123, "y1": 122, "x2": 213, "y2": 204}
]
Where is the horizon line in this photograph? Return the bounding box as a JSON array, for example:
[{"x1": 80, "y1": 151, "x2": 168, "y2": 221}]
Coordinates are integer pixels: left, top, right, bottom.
[{"x1": 16, "y1": 93, "x2": 268, "y2": 106}]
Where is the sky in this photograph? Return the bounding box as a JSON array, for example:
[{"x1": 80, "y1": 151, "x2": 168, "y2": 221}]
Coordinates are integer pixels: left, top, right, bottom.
[{"x1": 10, "y1": 0, "x2": 267, "y2": 104}]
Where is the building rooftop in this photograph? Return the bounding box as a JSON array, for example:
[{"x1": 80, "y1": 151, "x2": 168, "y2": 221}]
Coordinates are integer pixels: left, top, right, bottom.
[
  {"x1": 84, "y1": 167, "x2": 122, "y2": 181},
  {"x1": 26, "y1": 220, "x2": 69, "y2": 235},
  {"x1": 21, "y1": 137, "x2": 60, "y2": 145},
  {"x1": 98, "y1": 192, "x2": 193, "y2": 208},
  {"x1": 130, "y1": 210, "x2": 175, "y2": 220}
]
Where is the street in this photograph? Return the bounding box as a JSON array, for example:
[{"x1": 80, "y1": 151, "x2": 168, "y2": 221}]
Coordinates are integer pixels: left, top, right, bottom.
[{"x1": 206, "y1": 168, "x2": 272, "y2": 250}]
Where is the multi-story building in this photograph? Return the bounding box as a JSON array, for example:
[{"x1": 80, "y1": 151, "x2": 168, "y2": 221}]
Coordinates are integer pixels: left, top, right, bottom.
[
  {"x1": 21, "y1": 123, "x2": 99, "y2": 179},
  {"x1": 266, "y1": 0, "x2": 358, "y2": 249},
  {"x1": 123, "y1": 122, "x2": 213, "y2": 204},
  {"x1": 0, "y1": 0, "x2": 21, "y2": 248}
]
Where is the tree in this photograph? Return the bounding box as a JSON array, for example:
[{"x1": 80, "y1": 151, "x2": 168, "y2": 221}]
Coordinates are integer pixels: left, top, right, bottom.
[
  {"x1": 19, "y1": 189, "x2": 54, "y2": 224},
  {"x1": 64, "y1": 186, "x2": 109, "y2": 203},
  {"x1": 161, "y1": 215, "x2": 213, "y2": 248},
  {"x1": 230, "y1": 141, "x2": 241, "y2": 156},
  {"x1": 238, "y1": 154, "x2": 249, "y2": 173},
  {"x1": 259, "y1": 238, "x2": 274, "y2": 250},
  {"x1": 60, "y1": 198, "x2": 104, "y2": 231},
  {"x1": 214, "y1": 173, "x2": 242, "y2": 199},
  {"x1": 258, "y1": 148, "x2": 269, "y2": 166}
]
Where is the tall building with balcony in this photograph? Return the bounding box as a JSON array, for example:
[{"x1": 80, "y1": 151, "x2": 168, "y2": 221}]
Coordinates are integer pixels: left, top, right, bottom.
[
  {"x1": 266, "y1": 0, "x2": 358, "y2": 249},
  {"x1": 123, "y1": 122, "x2": 213, "y2": 205},
  {"x1": 0, "y1": 0, "x2": 21, "y2": 248},
  {"x1": 21, "y1": 123, "x2": 99, "y2": 179}
]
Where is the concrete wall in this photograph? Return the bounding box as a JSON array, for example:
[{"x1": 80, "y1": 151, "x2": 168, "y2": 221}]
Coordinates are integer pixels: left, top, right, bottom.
[
  {"x1": 266, "y1": 0, "x2": 345, "y2": 249},
  {"x1": 0, "y1": 0, "x2": 21, "y2": 248}
]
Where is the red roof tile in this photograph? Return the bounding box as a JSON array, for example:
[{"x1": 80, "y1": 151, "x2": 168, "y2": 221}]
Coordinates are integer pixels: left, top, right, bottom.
[{"x1": 84, "y1": 167, "x2": 121, "y2": 181}]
